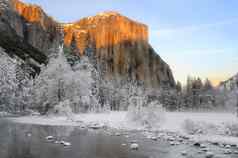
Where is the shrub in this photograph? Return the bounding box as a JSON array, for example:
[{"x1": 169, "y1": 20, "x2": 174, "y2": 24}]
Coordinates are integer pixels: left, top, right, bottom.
[
  {"x1": 224, "y1": 123, "x2": 238, "y2": 137},
  {"x1": 182, "y1": 119, "x2": 219, "y2": 135},
  {"x1": 127, "y1": 100, "x2": 165, "y2": 128}
]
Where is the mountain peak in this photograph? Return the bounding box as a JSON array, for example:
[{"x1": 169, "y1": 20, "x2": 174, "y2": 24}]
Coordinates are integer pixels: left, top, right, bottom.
[
  {"x1": 63, "y1": 11, "x2": 148, "y2": 55},
  {"x1": 96, "y1": 11, "x2": 121, "y2": 17}
]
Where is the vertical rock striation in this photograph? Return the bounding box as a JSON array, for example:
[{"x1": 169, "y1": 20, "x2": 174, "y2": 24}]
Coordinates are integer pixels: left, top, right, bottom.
[
  {"x1": 9, "y1": 0, "x2": 59, "y2": 53},
  {"x1": 0, "y1": 0, "x2": 48, "y2": 73}
]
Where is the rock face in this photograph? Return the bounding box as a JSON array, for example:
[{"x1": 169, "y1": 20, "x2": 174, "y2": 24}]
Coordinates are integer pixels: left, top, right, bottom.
[
  {"x1": 64, "y1": 12, "x2": 174, "y2": 88},
  {"x1": 0, "y1": 0, "x2": 175, "y2": 88},
  {"x1": 64, "y1": 12, "x2": 148, "y2": 55},
  {"x1": 0, "y1": 0, "x2": 48, "y2": 73},
  {"x1": 9, "y1": 0, "x2": 59, "y2": 53}
]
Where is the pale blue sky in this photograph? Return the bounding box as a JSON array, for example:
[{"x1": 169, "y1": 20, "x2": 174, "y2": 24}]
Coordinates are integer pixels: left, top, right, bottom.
[{"x1": 23, "y1": 0, "x2": 238, "y2": 85}]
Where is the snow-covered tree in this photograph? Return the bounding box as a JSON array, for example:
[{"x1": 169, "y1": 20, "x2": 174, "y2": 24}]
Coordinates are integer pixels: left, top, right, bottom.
[
  {"x1": 223, "y1": 89, "x2": 238, "y2": 111},
  {"x1": 64, "y1": 35, "x2": 81, "y2": 67},
  {"x1": 32, "y1": 44, "x2": 101, "y2": 114},
  {"x1": 127, "y1": 88, "x2": 165, "y2": 128},
  {"x1": 32, "y1": 45, "x2": 72, "y2": 113},
  {"x1": 98, "y1": 79, "x2": 147, "y2": 111},
  {"x1": 176, "y1": 81, "x2": 182, "y2": 93},
  {"x1": 0, "y1": 51, "x2": 18, "y2": 112},
  {"x1": 0, "y1": 48, "x2": 33, "y2": 113},
  {"x1": 72, "y1": 56, "x2": 101, "y2": 113},
  {"x1": 203, "y1": 78, "x2": 213, "y2": 91}
]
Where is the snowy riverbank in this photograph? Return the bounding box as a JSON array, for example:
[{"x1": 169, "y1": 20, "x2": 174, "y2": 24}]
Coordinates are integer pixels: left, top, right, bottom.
[{"x1": 9, "y1": 111, "x2": 238, "y2": 145}]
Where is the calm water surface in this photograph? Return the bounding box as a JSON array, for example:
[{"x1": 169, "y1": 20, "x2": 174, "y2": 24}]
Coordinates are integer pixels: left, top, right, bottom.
[{"x1": 0, "y1": 119, "x2": 236, "y2": 158}]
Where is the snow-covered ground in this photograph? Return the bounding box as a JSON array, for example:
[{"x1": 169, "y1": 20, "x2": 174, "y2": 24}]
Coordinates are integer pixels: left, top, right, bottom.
[
  {"x1": 9, "y1": 111, "x2": 238, "y2": 145},
  {"x1": 9, "y1": 112, "x2": 136, "y2": 130},
  {"x1": 163, "y1": 112, "x2": 238, "y2": 133}
]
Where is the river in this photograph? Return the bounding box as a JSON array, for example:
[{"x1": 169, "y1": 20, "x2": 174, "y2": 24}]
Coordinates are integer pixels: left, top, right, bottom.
[{"x1": 0, "y1": 119, "x2": 237, "y2": 158}]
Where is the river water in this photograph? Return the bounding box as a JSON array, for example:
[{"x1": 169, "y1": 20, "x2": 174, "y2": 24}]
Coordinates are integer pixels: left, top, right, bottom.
[{"x1": 0, "y1": 119, "x2": 237, "y2": 158}]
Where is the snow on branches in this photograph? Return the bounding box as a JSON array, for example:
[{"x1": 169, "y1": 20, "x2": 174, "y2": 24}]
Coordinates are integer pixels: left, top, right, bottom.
[
  {"x1": 32, "y1": 45, "x2": 101, "y2": 114},
  {"x1": 0, "y1": 48, "x2": 33, "y2": 113}
]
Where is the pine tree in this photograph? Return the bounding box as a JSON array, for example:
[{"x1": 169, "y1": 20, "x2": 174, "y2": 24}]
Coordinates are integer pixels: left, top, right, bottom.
[
  {"x1": 0, "y1": 48, "x2": 34, "y2": 113},
  {"x1": 186, "y1": 76, "x2": 193, "y2": 94},
  {"x1": 203, "y1": 78, "x2": 213, "y2": 91},
  {"x1": 0, "y1": 53, "x2": 18, "y2": 112},
  {"x1": 176, "y1": 81, "x2": 182, "y2": 93},
  {"x1": 71, "y1": 34, "x2": 79, "y2": 54},
  {"x1": 64, "y1": 34, "x2": 80, "y2": 66},
  {"x1": 32, "y1": 43, "x2": 103, "y2": 114},
  {"x1": 33, "y1": 45, "x2": 72, "y2": 114}
]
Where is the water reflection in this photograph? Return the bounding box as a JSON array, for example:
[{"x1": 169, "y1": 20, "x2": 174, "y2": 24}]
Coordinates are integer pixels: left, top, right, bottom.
[
  {"x1": 2, "y1": 120, "x2": 233, "y2": 158},
  {"x1": 0, "y1": 120, "x2": 148, "y2": 158}
]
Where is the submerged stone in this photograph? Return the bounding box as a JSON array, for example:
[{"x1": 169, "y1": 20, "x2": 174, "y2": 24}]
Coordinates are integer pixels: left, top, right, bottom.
[{"x1": 130, "y1": 143, "x2": 139, "y2": 150}]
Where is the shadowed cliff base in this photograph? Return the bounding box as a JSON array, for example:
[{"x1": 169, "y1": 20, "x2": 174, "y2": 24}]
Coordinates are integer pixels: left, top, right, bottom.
[
  {"x1": 0, "y1": 15, "x2": 47, "y2": 74},
  {"x1": 68, "y1": 39, "x2": 175, "y2": 88}
]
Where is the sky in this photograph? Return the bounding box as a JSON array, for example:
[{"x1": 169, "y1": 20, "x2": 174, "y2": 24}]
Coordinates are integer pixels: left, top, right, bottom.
[{"x1": 23, "y1": 0, "x2": 238, "y2": 86}]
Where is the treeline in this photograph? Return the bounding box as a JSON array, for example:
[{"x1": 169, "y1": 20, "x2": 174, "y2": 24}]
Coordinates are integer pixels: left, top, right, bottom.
[{"x1": 160, "y1": 76, "x2": 228, "y2": 111}]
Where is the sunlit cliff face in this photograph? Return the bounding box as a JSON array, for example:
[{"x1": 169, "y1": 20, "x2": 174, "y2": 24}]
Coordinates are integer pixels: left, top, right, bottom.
[
  {"x1": 11, "y1": 0, "x2": 149, "y2": 56},
  {"x1": 63, "y1": 12, "x2": 150, "y2": 81},
  {"x1": 12, "y1": 0, "x2": 41, "y2": 22},
  {"x1": 11, "y1": 0, "x2": 56, "y2": 30},
  {"x1": 63, "y1": 11, "x2": 148, "y2": 55}
]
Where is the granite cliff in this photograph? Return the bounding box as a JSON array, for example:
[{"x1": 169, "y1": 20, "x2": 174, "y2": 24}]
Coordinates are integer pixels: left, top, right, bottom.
[
  {"x1": 63, "y1": 12, "x2": 174, "y2": 87},
  {"x1": 0, "y1": 0, "x2": 175, "y2": 88}
]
